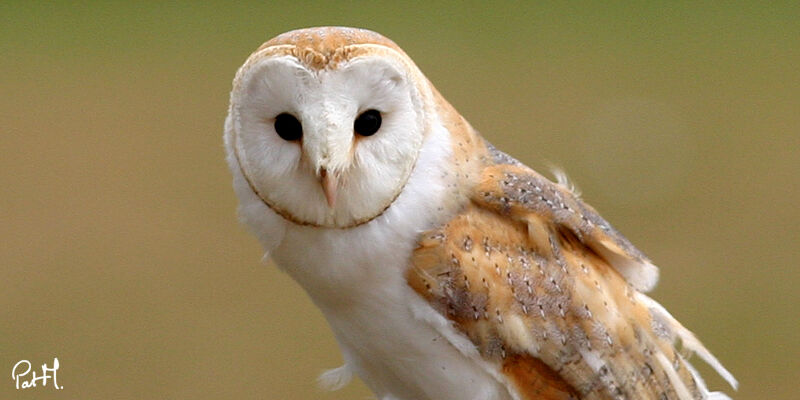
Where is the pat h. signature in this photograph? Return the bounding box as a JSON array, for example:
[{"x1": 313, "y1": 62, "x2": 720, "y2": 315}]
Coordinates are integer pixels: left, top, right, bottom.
[{"x1": 12, "y1": 358, "x2": 62, "y2": 390}]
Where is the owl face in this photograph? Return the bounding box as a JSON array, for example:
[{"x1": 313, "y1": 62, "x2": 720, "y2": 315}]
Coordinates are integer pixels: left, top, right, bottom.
[{"x1": 227, "y1": 32, "x2": 429, "y2": 228}]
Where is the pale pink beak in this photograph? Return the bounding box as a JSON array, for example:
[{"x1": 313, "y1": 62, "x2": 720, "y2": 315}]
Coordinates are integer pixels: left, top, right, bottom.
[{"x1": 319, "y1": 168, "x2": 338, "y2": 208}]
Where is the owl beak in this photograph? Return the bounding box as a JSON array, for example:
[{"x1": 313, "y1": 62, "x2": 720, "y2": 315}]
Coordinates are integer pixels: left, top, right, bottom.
[{"x1": 319, "y1": 168, "x2": 338, "y2": 208}]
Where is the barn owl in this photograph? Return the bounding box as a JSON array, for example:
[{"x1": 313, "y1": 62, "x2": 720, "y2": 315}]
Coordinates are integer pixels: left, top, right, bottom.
[{"x1": 224, "y1": 27, "x2": 737, "y2": 400}]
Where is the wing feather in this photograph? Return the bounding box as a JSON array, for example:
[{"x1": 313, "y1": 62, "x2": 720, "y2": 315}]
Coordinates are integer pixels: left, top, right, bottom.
[
  {"x1": 408, "y1": 159, "x2": 735, "y2": 399},
  {"x1": 473, "y1": 162, "x2": 658, "y2": 292}
]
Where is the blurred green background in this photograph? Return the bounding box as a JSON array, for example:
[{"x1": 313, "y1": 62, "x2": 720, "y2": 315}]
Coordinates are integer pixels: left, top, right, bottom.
[{"x1": 1, "y1": 2, "x2": 798, "y2": 399}]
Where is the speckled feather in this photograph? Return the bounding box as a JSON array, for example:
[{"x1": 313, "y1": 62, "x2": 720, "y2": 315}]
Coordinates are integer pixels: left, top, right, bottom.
[{"x1": 408, "y1": 148, "x2": 732, "y2": 399}]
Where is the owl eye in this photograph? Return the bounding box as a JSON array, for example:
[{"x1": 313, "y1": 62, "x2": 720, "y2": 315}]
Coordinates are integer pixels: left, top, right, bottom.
[
  {"x1": 354, "y1": 109, "x2": 382, "y2": 137},
  {"x1": 274, "y1": 113, "x2": 303, "y2": 141}
]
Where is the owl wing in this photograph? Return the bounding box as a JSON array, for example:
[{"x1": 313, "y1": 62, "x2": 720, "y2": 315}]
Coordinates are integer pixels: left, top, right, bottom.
[{"x1": 407, "y1": 155, "x2": 736, "y2": 400}]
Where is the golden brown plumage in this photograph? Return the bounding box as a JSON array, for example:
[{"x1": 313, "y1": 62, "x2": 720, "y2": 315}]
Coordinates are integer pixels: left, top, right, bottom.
[{"x1": 408, "y1": 148, "x2": 735, "y2": 399}]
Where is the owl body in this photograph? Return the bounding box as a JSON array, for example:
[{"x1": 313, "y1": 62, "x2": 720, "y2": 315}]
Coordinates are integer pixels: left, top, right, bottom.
[
  {"x1": 264, "y1": 119, "x2": 509, "y2": 400},
  {"x1": 225, "y1": 27, "x2": 736, "y2": 400}
]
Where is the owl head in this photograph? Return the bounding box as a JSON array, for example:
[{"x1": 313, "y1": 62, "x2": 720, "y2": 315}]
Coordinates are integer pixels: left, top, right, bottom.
[{"x1": 224, "y1": 27, "x2": 438, "y2": 229}]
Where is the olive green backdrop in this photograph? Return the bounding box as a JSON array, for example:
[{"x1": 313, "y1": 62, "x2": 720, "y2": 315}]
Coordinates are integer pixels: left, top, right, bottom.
[{"x1": 2, "y1": 2, "x2": 797, "y2": 399}]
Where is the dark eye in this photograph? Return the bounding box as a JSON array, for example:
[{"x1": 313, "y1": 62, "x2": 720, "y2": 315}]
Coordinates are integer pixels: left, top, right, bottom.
[
  {"x1": 274, "y1": 113, "x2": 303, "y2": 141},
  {"x1": 354, "y1": 109, "x2": 382, "y2": 137}
]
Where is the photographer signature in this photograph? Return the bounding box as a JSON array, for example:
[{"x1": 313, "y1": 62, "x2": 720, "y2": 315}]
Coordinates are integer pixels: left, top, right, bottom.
[{"x1": 12, "y1": 358, "x2": 62, "y2": 390}]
